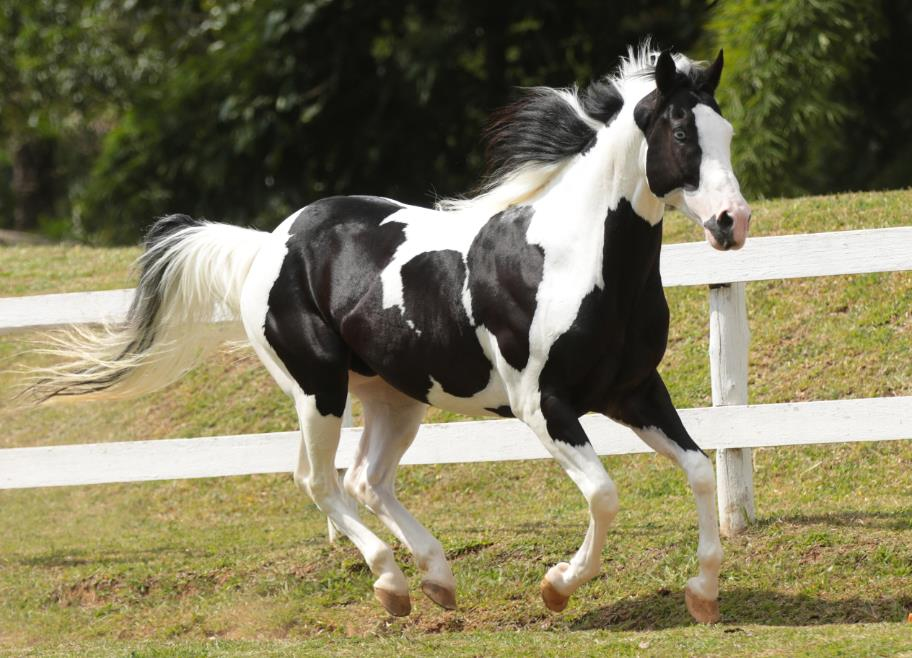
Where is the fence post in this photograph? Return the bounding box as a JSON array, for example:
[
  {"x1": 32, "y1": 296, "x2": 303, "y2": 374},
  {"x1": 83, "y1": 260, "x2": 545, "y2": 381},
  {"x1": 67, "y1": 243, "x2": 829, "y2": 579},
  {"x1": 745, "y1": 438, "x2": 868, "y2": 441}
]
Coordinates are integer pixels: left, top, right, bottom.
[
  {"x1": 327, "y1": 397, "x2": 354, "y2": 544},
  {"x1": 709, "y1": 281, "x2": 755, "y2": 537}
]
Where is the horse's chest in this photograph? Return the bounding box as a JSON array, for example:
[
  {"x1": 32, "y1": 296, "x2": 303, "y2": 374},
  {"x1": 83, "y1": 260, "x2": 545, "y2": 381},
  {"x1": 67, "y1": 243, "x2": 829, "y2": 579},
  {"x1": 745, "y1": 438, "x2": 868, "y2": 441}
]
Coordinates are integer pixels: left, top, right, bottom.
[
  {"x1": 539, "y1": 277, "x2": 666, "y2": 370},
  {"x1": 535, "y1": 240, "x2": 668, "y2": 409}
]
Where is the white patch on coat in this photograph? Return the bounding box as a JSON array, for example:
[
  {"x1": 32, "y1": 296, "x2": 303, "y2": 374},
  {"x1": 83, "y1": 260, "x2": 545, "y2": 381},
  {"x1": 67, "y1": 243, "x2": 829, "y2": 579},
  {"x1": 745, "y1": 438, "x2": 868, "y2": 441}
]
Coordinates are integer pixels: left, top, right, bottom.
[
  {"x1": 239, "y1": 211, "x2": 302, "y2": 397},
  {"x1": 379, "y1": 206, "x2": 488, "y2": 312},
  {"x1": 681, "y1": 105, "x2": 740, "y2": 220}
]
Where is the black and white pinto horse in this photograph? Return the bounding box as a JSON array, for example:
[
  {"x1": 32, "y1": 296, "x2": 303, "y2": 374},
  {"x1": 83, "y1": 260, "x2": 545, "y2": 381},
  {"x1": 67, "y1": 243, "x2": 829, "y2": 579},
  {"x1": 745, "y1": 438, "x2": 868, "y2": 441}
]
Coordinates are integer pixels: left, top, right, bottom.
[{"x1": 32, "y1": 46, "x2": 751, "y2": 623}]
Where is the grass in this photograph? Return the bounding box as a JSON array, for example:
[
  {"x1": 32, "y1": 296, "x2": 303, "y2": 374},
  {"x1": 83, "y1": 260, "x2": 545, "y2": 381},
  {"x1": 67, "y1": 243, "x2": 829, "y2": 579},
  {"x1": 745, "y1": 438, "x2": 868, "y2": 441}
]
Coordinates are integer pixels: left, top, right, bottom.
[{"x1": 2, "y1": 189, "x2": 912, "y2": 656}]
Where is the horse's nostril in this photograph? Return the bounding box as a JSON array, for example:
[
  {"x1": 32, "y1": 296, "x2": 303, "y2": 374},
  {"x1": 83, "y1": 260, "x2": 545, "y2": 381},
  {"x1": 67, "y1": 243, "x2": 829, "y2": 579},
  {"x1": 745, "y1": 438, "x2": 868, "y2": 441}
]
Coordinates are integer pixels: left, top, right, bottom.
[{"x1": 717, "y1": 212, "x2": 733, "y2": 230}]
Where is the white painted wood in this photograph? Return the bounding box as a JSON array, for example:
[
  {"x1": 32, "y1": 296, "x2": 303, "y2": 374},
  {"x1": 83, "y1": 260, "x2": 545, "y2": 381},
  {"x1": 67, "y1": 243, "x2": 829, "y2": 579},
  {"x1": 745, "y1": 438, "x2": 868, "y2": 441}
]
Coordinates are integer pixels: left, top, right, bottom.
[
  {"x1": 0, "y1": 289, "x2": 235, "y2": 334},
  {"x1": 661, "y1": 227, "x2": 912, "y2": 286},
  {"x1": 2, "y1": 228, "x2": 910, "y2": 335},
  {"x1": 709, "y1": 284, "x2": 750, "y2": 408},
  {"x1": 0, "y1": 289, "x2": 133, "y2": 335},
  {"x1": 3, "y1": 397, "x2": 911, "y2": 490},
  {"x1": 327, "y1": 397, "x2": 355, "y2": 544},
  {"x1": 2, "y1": 226, "x2": 911, "y2": 518},
  {"x1": 709, "y1": 282, "x2": 755, "y2": 537}
]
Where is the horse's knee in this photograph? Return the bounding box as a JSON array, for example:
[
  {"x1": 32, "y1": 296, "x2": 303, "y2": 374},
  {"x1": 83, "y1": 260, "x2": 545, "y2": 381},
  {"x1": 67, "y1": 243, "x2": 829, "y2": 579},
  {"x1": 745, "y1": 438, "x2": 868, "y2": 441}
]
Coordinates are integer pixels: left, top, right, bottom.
[
  {"x1": 589, "y1": 480, "x2": 619, "y2": 523},
  {"x1": 683, "y1": 452, "x2": 715, "y2": 495},
  {"x1": 295, "y1": 472, "x2": 333, "y2": 503},
  {"x1": 342, "y1": 467, "x2": 363, "y2": 501},
  {"x1": 344, "y1": 465, "x2": 386, "y2": 511}
]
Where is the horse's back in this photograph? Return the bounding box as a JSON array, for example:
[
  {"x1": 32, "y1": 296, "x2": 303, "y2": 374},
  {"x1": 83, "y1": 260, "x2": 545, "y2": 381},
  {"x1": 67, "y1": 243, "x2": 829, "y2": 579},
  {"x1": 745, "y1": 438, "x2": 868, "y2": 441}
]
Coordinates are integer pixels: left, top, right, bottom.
[{"x1": 246, "y1": 195, "x2": 508, "y2": 412}]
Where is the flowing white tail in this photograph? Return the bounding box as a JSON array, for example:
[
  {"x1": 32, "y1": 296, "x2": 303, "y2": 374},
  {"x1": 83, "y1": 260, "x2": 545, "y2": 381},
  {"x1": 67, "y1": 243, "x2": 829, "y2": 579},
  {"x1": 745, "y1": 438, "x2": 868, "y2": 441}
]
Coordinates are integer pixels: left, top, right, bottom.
[{"x1": 26, "y1": 215, "x2": 271, "y2": 402}]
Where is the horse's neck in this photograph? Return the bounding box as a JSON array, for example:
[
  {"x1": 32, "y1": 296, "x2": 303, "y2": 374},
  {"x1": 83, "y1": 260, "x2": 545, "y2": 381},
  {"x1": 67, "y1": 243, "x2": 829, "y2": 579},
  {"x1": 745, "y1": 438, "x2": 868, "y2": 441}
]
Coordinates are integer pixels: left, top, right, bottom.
[{"x1": 528, "y1": 115, "x2": 664, "y2": 275}]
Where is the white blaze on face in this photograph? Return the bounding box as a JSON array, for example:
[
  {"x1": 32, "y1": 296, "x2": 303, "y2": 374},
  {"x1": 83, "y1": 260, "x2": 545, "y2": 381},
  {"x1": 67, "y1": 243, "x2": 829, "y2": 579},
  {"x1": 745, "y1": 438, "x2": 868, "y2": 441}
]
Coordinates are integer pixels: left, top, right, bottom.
[{"x1": 679, "y1": 104, "x2": 751, "y2": 250}]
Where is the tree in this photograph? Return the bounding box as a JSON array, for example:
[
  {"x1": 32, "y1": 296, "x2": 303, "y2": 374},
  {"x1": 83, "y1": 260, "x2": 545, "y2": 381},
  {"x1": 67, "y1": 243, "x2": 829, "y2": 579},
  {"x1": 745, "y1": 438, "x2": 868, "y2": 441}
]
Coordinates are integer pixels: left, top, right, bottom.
[
  {"x1": 77, "y1": 0, "x2": 711, "y2": 242},
  {"x1": 704, "y1": 0, "x2": 884, "y2": 198},
  {"x1": 0, "y1": 0, "x2": 205, "y2": 234}
]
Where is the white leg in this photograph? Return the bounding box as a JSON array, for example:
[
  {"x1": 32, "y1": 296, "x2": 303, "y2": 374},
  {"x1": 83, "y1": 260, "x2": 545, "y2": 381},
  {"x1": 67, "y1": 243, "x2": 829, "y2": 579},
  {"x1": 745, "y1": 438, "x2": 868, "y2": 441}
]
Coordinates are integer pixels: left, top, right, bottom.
[
  {"x1": 238, "y1": 262, "x2": 407, "y2": 615},
  {"x1": 521, "y1": 404, "x2": 619, "y2": 612},
  {"x1": 327, "y1": 397, "x2": 355, "y2": 544},
  {"x1": 346, "y1": 376, "x2": 457, "y2": 609},
  {"x1": 634, "y1": 426, "x2": 723, "y2": 623},
  {"x1": 292, "y1": 392, "x2": 413, "y2": 616}
]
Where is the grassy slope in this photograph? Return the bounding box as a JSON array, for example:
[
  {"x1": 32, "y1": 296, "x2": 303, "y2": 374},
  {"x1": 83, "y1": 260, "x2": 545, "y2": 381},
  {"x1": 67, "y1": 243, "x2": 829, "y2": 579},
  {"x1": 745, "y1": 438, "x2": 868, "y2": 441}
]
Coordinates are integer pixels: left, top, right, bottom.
[{"x1": 1, "y1": 189, "x2": 911, "y2": 656}]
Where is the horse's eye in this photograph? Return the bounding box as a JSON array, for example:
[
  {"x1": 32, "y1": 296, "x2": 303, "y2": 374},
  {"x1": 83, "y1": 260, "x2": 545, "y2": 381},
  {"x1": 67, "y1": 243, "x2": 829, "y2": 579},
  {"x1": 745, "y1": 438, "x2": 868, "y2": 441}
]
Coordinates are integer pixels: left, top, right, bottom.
[{"x1": 673, "y1": 129, "x2": 687, "y2": 142}]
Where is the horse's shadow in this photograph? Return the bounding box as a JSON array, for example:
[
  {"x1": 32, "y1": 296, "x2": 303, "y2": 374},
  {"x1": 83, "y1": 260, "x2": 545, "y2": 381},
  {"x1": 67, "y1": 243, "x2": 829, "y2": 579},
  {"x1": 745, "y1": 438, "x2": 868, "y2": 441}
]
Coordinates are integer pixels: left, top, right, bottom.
[
  {"x1": 571, "y1": 588, "x2": 912, "y2": 631},
  {"x1": 752, "y1": 509, "x2": 911, "y2": 532}
]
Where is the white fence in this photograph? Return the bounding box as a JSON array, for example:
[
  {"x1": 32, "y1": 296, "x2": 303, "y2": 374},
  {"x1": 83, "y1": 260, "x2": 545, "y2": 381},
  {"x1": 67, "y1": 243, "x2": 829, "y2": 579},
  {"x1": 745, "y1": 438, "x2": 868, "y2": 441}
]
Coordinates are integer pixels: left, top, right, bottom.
[{"x1": 2, "y1": 227, "x2": 912, "y2": 537}]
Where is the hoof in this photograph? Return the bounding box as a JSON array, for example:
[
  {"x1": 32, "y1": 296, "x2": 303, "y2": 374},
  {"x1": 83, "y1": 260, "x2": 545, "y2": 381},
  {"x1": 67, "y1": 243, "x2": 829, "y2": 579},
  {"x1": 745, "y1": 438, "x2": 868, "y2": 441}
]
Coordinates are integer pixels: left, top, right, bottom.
[
  {"x1": 685, "y1": 585, "x2": 720, "y2": 624},
  {"x1": 421, "y1": 580, "x2": 457, "y2": 610},
  {"x1": 374, "y1": 587, "x2": 412, "y2": 617},
  {"x1": 540, "y1": 577, "x2": 570, "y2": 612}
]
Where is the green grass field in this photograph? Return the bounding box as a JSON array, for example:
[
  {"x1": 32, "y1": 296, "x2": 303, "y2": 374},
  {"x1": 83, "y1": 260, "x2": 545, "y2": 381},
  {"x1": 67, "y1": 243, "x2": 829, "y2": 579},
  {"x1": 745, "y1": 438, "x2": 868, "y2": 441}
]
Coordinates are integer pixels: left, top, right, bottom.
[{"x1": 2, "y1": 190, "x2": 911, "y2": 656}]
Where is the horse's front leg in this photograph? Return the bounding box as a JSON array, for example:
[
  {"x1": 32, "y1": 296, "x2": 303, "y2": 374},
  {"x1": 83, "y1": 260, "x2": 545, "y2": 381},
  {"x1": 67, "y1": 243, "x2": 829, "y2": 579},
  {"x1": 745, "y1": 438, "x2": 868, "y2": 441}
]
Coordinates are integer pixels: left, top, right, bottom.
[
  {"x1": 609, "y1": 371, "x2": 723, "y2": 624},
  {"x1": 520, "y1": 394, "x2": 619, "y2": 612}
]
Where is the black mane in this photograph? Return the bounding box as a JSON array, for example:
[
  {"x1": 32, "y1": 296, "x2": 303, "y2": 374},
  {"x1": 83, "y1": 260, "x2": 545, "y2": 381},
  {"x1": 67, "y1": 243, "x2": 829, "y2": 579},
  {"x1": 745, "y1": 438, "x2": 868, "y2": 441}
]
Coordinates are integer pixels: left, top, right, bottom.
[{"x1": 483, "y1": 81, "x2": 624, "y2": 178}]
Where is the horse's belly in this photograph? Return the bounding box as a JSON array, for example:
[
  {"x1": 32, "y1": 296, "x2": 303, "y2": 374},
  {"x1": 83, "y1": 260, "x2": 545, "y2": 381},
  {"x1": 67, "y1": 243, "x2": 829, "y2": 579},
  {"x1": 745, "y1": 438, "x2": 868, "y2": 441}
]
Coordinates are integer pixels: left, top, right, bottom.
[{"x1": 424, "y1": 368, "x2": 511, "y2": 417}]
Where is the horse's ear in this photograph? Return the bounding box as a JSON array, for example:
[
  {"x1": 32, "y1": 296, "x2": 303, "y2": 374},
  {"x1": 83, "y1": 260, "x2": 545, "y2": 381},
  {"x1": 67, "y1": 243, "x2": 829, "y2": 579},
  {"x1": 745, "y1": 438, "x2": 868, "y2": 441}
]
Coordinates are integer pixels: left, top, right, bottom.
[
  {"x1": 654, "y1": 50, "x2": 677, "y2": 96},
  {"x1": 701, "y1": 49, "x2": 724, "y2": 95}
]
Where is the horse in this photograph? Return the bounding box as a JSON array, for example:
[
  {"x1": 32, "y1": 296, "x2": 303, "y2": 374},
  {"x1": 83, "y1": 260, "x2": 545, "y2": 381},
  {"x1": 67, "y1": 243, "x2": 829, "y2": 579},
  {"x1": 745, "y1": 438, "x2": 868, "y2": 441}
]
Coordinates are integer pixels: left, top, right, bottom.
[{"x1": 28, "y1": 44, "x2": 750, "y2": 624}]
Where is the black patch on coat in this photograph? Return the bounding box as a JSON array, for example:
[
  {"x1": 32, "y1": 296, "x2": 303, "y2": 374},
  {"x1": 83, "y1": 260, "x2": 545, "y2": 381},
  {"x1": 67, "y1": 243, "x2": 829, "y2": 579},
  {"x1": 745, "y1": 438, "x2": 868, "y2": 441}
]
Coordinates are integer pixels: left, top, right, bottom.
[
  {"x1": 538, "y1": 198, "x2": 669, "y2": 444},
  {"x1": 287, "y1": 196, "x2": 410, "y2": 324},
  {"x1": 349, "y1": 353, "x2": 376, "y2": 377},
  {"x1": 634, "y1": 87, "x2": 704, "y2": 197},
  {"x1": 486, "y1": 405, "x2": 514, "y2": 418},
  {"x1": 541, "y1": 394, "x2": 591, "y2": 447},
  {"x1": 264, "y1": 196, "x2": 406, "y2": 416},
  {"x1": 632, "y1": 53, "x2": 724, "y2": 198},
  {"x1": 604, "y1": 371, "x2": 704, "y2": 455},
  {"x1": 467, "y1": 205, "x2": 544, "y2": 372},
  {"x1": 340, "y1": 249, "x2": 492, "y2": 403},
  {"x1": 399, "y1": 250, "x2": 493, "y2": 398}
]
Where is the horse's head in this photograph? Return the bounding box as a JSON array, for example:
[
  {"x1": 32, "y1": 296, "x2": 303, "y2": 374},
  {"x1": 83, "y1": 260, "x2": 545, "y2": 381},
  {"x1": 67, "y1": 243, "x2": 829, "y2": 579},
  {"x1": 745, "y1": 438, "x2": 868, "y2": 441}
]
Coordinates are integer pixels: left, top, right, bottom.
[{"x1": 634, "y1": 50, "x2": 750, "y2": 250}]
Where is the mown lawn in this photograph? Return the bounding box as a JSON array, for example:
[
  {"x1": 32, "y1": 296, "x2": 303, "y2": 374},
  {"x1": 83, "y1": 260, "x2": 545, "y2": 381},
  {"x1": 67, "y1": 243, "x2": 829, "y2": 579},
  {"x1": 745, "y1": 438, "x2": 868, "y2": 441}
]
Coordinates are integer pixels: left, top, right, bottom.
[{"x1": 1, "y1": 189, "x2": 911, "y2": 656}]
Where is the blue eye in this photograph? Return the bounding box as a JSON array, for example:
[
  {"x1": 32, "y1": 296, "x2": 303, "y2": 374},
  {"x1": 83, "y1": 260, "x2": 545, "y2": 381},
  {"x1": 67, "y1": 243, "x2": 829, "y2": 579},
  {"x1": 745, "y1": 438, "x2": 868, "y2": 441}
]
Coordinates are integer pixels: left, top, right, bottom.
[{"x1": 673, "y1": 129, "x2": 687, "y2": 141}]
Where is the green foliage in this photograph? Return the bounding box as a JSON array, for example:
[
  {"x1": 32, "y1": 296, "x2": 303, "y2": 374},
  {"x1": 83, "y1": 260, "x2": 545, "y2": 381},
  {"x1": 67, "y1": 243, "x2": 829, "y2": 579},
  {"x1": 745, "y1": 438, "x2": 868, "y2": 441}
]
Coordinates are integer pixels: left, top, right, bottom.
[
  {"x1": 705, "y1": 0, "x2": 883, "y2": 198},
  {"x1": 76, "y1": 0, "x2": 711, "y2": 243},
  {"x1": 0, "y1": 1, "x2": 198, "y2": 233},
  {"x1": 3, "y1": 1, "x2": 912, "y2": 241}
]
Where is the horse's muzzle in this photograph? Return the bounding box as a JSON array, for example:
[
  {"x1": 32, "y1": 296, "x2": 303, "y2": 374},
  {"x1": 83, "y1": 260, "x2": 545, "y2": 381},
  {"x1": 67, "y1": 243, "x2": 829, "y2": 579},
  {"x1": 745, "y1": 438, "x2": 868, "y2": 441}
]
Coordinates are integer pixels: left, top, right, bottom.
[{"x1": 703, "y1": 208, "x2": 750, "y2": 251}]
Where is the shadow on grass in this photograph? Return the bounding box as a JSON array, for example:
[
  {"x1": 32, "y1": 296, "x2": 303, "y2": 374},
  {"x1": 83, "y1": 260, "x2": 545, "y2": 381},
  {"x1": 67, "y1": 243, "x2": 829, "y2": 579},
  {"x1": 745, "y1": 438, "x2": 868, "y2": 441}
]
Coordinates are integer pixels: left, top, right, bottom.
[
  {"x1": 16, "y1": 549, "x2": 177, "y2": 568},
  {"x1": 569, "y1": 588, "x2": 912, "y2": 631},
  {"x1": 753, "y1": 509, "x2": 912, "y2": 531}
]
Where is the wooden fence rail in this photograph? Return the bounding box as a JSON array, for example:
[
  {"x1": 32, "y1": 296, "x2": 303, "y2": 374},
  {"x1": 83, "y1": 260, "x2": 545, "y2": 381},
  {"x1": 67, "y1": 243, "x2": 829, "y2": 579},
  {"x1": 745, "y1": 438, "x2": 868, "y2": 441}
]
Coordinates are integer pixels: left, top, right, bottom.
[{"x1": 2, "y1": 227, "x2": 912, "y2": 537}]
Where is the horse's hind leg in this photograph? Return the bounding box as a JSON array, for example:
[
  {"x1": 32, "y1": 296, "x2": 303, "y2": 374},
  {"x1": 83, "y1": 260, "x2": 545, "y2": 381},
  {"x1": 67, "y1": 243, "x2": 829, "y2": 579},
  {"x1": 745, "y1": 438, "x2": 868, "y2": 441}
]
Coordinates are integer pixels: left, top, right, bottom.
[
  {"x1": 611, "y1": 371, "x2": 723, "y2": 624},
  {"x1": 240, "y1": 299, "x2": 411, "y2": 615},
  {"x1": 345, "y1": 375, "x2": 457, "y2": 609},
  {"x1": 290, "y1": 388, "x2": 411, "y2": 616}
]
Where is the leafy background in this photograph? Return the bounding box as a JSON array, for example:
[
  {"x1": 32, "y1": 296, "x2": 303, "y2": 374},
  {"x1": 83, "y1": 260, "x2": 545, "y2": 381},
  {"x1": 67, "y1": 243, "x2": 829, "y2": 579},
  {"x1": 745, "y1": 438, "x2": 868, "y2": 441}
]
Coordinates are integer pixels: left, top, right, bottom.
[{"x1": 1, "y1": 0, "x2": 910, "y2": 243}]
